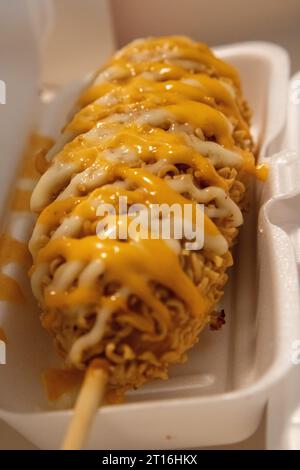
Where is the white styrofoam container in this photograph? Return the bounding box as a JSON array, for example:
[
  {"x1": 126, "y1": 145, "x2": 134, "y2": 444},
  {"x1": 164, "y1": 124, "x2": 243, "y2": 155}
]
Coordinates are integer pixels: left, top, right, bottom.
[{"x1": 0, "y1": 41, "x2": 299, "y2": 450}]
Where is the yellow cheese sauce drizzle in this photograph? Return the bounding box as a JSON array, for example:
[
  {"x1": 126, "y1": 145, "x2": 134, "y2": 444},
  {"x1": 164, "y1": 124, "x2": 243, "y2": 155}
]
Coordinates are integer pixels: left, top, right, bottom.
[
  {"x1": 52, "y1": 124, "x2": 230, "y2": 190},
  {"x1": 109, "y1": 36, "x2": 241, "y2": 87},
  {"x1": 38, "y1": 236, "x2": 210, "y2": 319},
  {"x1": 76, "y1": 75, "x2": 249, "y2": 134},
  {"x1": 0, "y1": 233, "x2": 30, "y2": 305},
  {"x1": 37, "y1": 163, "x2": 220, "y2": 234},
  {"x1": 0, "y1": 272, "x2": 24, "y2": 303}
]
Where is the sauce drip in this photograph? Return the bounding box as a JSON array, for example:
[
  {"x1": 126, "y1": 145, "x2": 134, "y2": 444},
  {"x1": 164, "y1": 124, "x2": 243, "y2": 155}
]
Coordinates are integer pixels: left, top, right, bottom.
[{"x1": 43, "y1": 368, "x2": 83, "y2": 401}]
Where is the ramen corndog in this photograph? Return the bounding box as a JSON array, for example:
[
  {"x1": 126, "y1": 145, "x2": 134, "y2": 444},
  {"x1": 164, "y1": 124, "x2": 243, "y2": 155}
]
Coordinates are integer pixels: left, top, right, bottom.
[{"x1": 29, "y1": 36, "x2": 264, "y2": 401}]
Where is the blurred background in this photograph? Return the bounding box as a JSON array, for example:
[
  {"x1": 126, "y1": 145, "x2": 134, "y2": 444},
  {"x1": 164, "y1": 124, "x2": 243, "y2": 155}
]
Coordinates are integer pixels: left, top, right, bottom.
[{"x1": 42, "y1": 0, "x2": 300, "y2": 86}]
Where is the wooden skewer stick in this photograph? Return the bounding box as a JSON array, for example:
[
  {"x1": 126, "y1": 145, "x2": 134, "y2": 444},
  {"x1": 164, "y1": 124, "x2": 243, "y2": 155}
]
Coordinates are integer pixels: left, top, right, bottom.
[{"x1": 61, "y1": 360, "x2": 108, "y2": 450}]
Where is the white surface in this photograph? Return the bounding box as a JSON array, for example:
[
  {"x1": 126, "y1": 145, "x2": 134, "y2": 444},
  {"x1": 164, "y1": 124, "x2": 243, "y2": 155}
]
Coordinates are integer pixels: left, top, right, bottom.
[
  {"x1": 0, "y1": 414, "x2": 266, "y2": 450},
  {"x1": 41, "y1": 0, "x2": 115, "y2": 85},
  {"x1": 0, "y1": 42, "x2": 297, "y2": 450},
  {"x1": 0, "y1": 0, "x2": 41, "y2": 219}
]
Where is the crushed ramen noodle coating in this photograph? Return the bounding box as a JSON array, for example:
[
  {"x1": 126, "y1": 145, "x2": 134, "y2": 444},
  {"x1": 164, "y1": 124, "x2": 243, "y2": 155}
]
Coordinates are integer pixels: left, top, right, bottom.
[{"x1": 29, "y1": 36, "x2": 264, "y2": 401}]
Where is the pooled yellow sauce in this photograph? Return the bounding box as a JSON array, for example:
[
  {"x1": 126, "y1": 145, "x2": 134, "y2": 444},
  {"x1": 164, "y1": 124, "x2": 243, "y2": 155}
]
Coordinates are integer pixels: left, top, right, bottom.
[
  {"x1": 0, "y1": 234, "x2": 30, "y2": 304},
  {"x1": 10, "y1": 189, "x2": 32, "y2": 212},
  {"x1": 0, "y1": 133, "x2": 53, "y2": 304},
  {"x1": 43, "y1": 368, "x2": 83, "y2": 401},
  {"x1": 0, "y1": 234, "x2": 31, "y2": 267},
  {"x1": 255, "y1": 163, "x2": 269, "y2": 181},
  {"x1": 0, "y1": 272, "x2": 24, "y2": 303},
  {"x1": 19, "y1": 133, "x2": 54, "y2": 179},
  {"x1": 0, "y1": 327, "x2": 7, "y2": 343}
]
